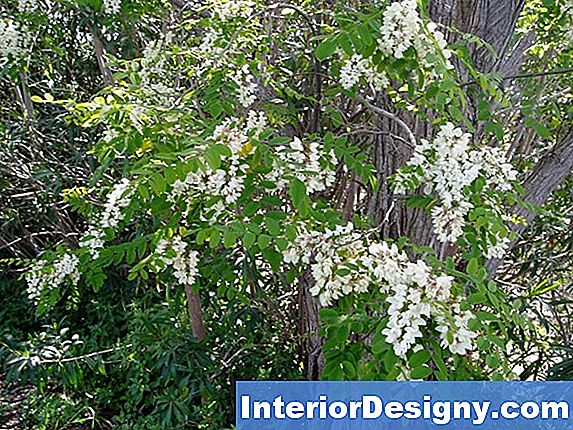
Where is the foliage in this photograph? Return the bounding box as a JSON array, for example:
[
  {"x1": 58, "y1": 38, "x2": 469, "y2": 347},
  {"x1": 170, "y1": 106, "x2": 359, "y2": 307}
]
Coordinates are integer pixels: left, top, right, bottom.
[{"x1": 0, "y1": 0, "x2": 572, "y2": 428}]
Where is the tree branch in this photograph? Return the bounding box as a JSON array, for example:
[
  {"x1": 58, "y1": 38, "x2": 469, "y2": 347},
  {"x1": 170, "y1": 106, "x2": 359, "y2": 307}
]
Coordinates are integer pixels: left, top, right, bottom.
[
  {"x1": 487, "y1": 130, "x2": 573, "y2": 275},
  {"x1": 356, "y1": 95, "x2": 417, "y2": 148}
]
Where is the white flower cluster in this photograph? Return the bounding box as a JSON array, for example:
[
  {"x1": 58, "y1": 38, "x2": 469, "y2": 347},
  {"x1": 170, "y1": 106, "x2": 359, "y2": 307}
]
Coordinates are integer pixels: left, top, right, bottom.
[
  {"x1": 483, "y1": 232, "x2": 511, "y2": 260},
  {"x1": 100, "y1": 179, "x2": 133, "y2": 228},
  {"x1": 435, "y1": 302, "x2": 477, "y2": 355},
  {"x1": 80, "y1": 179, "x2": 133, "y2": 259},
  {"x1": 18, "y1": 0, "x2": 40, "y2": 12},
  {"x1": 340, "y1": 54, "x2": 389, "y2": 91},
  {"x1": 393, "y1": 123, "x2": 517, "y2": 244},
  {"x1": 170, "y1": 113, "x2": 265, "y2": 221},
  {"x1": 379, "y1": 0, "x2": 452, "y2": 66},
  {"x1": 0, "y1": 18, "x2": 27, "y2": 62},
  {"x1": 139, "y1": 34, "x2": 177, "y2": 105},
  {"x1": 155, "y1": 235, "x2": 200, "y2": 286},
  {"x1": 230, "y1": 65, "x2": 258, "y2": 108},
  {"x1": 103, "y1": 0, "x2": 121, "y2": 15},
  {"x1": 212, "y1": 0, "x2": 255, "y2": 20},
  {"x1": 379, "y1": 0, "x2": 421, "y2": 59},
  {"x1": 196, "y1": 28, "x2": 226, "y2": 69},
  {"x1": 25, "y1": 253, "x2": 80, "y2": 304},
  {"x1": 284, "y1": 222, "x2": 478, "y2": 357},
  {"x1": 566, "y1": 0, "x2": 573, "y2": 43},
  {"x1": 266, "y1": 137, "x2": 337, "y2": 194}
]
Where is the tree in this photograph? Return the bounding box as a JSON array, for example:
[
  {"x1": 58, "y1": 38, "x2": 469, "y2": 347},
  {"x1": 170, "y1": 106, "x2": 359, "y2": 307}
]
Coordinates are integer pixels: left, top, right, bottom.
[{"x1": 1, "y1": 0, "x2": 572, "y2": 427}]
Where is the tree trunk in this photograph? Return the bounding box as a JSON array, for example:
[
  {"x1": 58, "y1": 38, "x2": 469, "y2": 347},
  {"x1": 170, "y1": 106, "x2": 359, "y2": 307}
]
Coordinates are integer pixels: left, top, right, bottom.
[
  {"x1": 298, "y1": 273, "x2": 324, "y2": 380},
  {"x1": 184, "y1": 284, "x2": 206, "y2": 340}
]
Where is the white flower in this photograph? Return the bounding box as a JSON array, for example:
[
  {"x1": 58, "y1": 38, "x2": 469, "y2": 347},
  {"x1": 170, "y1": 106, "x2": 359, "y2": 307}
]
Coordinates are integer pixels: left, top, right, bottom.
[
  {"x1": 436, "y1": 302, "x2": 478, "y2": 355},
  {"x1": 212, "y1": 0, "x2": 255, "y2": 20},
  {"x1": 18, "y1": 0, "x2": 41, "y2": 12},
  {"x1": 103, "y1": 0, "x2": 121, "y2": 15},
  {"x1": 80, "y1": 179, "x2": 133, "y2": 259},
  {"x1": 79, "y1": 228, "x2": 105, "y2": 259},
  {"x1": 100, "y1": 179, "x2": 133, "y2": 229},
  {"x1": 155, "y1": 235, "x2": 200, "y2": 286},
  {"x1": 0, "y1": 18, "x2": 28, "y2": 62},
  {"x1": 393, "y1": 123, "x2": 517, "y2": 247},
  {"x1": 25, "y1": 253, "x2": 80, "y2": 304},
  {"x1": 286, "y1": 221, "x2": 478, "y2": 358},
  {"x1": 267, "y1": 137, "x2": 337, "y2": 194},
  {"x1": 340, "y1": 54, "x2": 389, "y2": 91},
  {"x1": 245, "y1": 110, "x2": 267, "y2": 136},
  {"x1": 231, "y1": 65, "x2": 258, "y2": 108},
  {"x1": 484, "y1": 233, "x2": 511, "y2": 260},
  {"x1": 379, "y1": 0, "x2": 421, "y2": 59}
]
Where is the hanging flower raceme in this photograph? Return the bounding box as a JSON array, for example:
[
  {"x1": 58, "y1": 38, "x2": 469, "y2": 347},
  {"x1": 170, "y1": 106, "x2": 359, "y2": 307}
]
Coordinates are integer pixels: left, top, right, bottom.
[
  {"x1": 0, "y1": 18, "x2": 28, "y2": 63},
  {"x1": 340, "y1": 54, "x2": 389, "y2": 91},
  {"x1": 230, "y1": 65, "x2": 258, "y2": 108},
  {"x1": 169, "y1": 112, "x2": 264, "y2": 223},
  {"x1": 154, "y1": 235, "x2": 200, "y2": 286},
  {"x1": 103, "y1": 0, "x2": 121, "y2": 15},
  {"x1": 212, "y1": 0, "x2": 255, "y2": 21},
  {"x1": 25, "y1": 253, "x2": 80, "y2": 304},
  {"x1": 80, "y1": 179, "x2": 134, "y2": 259},
  {"x1": 284, "y1": 222, "x2": 479, "y2": 358},
  {"x1": 339, "y1": 0, "x2": 453, "y2": 90},
  {"x1": 392, "y1": 123, "x2": 517, "y2": 249},
  {"x1": 265, "y1": 137, "x2": 338, "y2": 194}
]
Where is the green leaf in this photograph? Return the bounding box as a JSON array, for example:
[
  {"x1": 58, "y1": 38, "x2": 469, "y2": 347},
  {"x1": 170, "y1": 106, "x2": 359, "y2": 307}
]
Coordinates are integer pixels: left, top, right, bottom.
[
  {"x1": 288, "y1": 178, "x2": 310, "y2": 216},
  {"x1": 409, "y1": 350, "x2": 431, "y2": 368},
  {"x1": 209, "y1": 229, "x2": 221, "y2": 248},
  {"x1": 342, "y1": 361, "x2": 356, "y2": 378},
  {"x1": 223, "y1": 230, "x2": 238, "y2": 248},
  {"x1": 242, "y1": 232, "x2": 256, "y2": 249},
  {"x1": 477, "y1": 311, "x2": 499, "y2": 321},
  {"x1": 261, "y1": 247, "x2": 282, "y2": 272},
  {"x1": 525, "y1": 118, "x2": 552, "y2": 140},
  {"x1": 384, "y1": 349, "x2": 398, "y2": 372},
  {"x1": 265, "y1": 216, "x2": 281, "y2": 236},
  {"x1": 151, "y1": 174, "x2": 166, "y2": 194},
  {"x1": 411, "y1": 365, "x2": 433, "y2": 379},
  {"x1": 204, "y1": 148, "x2": 221, "y2": 170},
  {"x1": 316, "y1": 39, "x2": 337, "y2": 61},
  {"x1": 467, "y1": 258, "x2": 479, "y2": 275},
  {"x1": 257, "y1": 234, "x2": 272, "y2": 249},
  {"x1": 406, "y1": 195, "x2": 434, "y2": 209}
]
